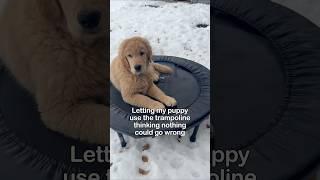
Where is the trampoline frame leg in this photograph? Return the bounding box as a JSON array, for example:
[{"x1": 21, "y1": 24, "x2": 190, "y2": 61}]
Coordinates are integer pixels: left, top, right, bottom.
[
  {"x1": 190, "y1": 125, "x2": 200, "y2": 142},
  {"x1": 117, "y1": 132, "x2": 127, "y2": 147}
]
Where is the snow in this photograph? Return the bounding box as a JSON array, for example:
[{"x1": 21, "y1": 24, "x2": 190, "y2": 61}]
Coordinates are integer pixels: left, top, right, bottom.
[
  {"x1": 110, "y1": 0, "x2": 210, "y2": 68},
  {"x1": 110, "y1": 1, "x2": 210, "y2": 179}
]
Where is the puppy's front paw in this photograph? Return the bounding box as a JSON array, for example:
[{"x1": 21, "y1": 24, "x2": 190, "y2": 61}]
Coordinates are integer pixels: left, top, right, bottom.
[
  {"x1": 149, "y1": 101, "x2": 165, "y2": 110},
  {"x1": 151, "y1": 71, "x2": 160, "y2": 82},
  {"x1": 163, "y1": 96, "x2": 177, "y2": 107},
  {"x1": 166, "y1": 66, "x2": 174, "y2": 74}
]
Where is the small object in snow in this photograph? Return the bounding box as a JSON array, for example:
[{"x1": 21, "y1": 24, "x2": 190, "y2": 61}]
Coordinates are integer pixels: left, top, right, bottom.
[
  {"x1": 138, "y1": 168, "x2": 150, "y2": 175},
  {"x1": 142, "y1": 155, "x2": 149, "y2": 163},
  {"x1": 142, "y1": 143, "x2": 150, "y2": 151},
  {"x1": 206, "y1": 124, "x2": 210, "y2": 128},
  {"x1": 145, "y1": 5, "x2": 160, "y2": 8},
  {"x1": 196, "y1": 23, "x2": 209, "y2": 28}
]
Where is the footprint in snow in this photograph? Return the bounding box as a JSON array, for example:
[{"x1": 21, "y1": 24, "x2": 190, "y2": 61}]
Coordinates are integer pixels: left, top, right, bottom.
[
  {"x1": 138, "y1": 161, "x2": 151, "y2": 176},
  {"x1": 138, "y1": 168, "x2": 150, "y2": 176},
  {"x1": 142, "y1": 155, "x2": 149, "y2": 163},
  {"x1": 142, "y1": 143, "x2": 150, "y2": 151}
]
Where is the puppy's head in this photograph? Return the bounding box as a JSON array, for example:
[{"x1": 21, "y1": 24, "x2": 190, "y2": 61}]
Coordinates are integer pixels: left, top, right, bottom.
[
  {"x1": 38, "y1": 0, "x2": 107, "y2": 43},
  {"x1": 119, "y1": 37, "x2": 152, "y2": 76}
]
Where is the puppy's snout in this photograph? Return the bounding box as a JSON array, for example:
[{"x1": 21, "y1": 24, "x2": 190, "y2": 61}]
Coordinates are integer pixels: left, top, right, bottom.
[
  {"x1": 134, "y1": 65, "x2": 142, "y2": 72},
  {"x1": 78, "y1": 10, "x2": 101, "y2": 31}
]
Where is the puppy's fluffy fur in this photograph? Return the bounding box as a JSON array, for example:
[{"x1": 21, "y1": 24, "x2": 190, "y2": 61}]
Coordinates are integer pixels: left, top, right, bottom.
[
  {"x1": 111, "y1": 37, "x2": 177, "y2": 109},
  {"x1": 0, "y1": 0, "x2": 108, "y2": 144}
]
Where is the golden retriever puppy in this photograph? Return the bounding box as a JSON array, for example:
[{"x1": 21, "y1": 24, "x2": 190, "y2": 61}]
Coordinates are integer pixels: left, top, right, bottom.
[
  {"x1": 0, "y1": 0, "x2": 108, "y2": 144},
  {"x1": 111, "y1": 37, "x2": 177, "y2": 109}
]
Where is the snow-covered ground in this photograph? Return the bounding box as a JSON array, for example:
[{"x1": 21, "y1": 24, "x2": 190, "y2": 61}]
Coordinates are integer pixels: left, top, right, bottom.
[{"x1": 110, "y1": 1, "x2": 210, "y2": 179}]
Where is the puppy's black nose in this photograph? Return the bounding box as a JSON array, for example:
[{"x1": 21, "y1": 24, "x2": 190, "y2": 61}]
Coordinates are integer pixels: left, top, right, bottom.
[
  {"x1": 134, "y1": 65, "x2": 142, "y2": 71},
  {"x1": 78, "y1": 10, "x2": 101, "y2": 30}
]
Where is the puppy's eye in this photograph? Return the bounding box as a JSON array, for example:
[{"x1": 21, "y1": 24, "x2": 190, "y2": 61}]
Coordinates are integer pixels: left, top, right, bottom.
[
  {"x1": 128, "y1": 54, "x2": 132, "y2": 58},
  {"x1": 140, "y1": 52, "x2": 145, "y2": 56}
]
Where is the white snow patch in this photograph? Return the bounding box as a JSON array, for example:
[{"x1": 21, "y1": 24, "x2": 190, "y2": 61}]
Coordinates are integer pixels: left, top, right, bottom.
[{"x1": 110, "y1": 0, "x2": 210, "y2": 68}]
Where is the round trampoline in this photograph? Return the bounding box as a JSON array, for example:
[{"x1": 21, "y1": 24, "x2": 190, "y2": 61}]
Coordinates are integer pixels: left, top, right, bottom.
[
  {"x1": 0, "y1": 67, "x2": 108, "y2": 179},
  {"x1": 110, "y1": 56, "x2": 210, "y2": 147},
  {"x1": 213, "y1": 0, "x2": 320, "y2": 179}
]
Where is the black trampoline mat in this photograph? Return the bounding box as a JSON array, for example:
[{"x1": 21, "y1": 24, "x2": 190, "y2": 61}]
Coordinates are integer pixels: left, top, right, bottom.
[
  {"x1": 0, "y1": 69, "x2": 107, "y2": 176},
  {"x1": 214, "y1": 12, "x2": 287, "y2": 149},
  {"x1": 213, "y1": 0, "x2": 320, "y2": 179},
  {"x1": 110, "y1": 56, "x2": 210, "y2": 137}
]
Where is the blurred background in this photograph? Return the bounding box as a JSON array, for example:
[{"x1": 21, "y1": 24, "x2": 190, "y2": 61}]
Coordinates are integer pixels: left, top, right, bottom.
[
  {"x1": 273, "y1": 0, "x2": 320, "y2": 26},
  {"x1": 269, "y1": 1, "x2": 320, "y2": 179}
]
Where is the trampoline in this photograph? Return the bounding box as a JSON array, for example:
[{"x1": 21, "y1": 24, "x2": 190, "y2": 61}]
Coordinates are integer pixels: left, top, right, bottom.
[
  {"x1": 213, "y1": 0, "x2": 320, "y2": 179},
  {"x1": 0, "y1": 67, "x2": 108, "y2": 180},
  {"x1": 110, "y1": 56, "x2": 210, "y2": 147}
]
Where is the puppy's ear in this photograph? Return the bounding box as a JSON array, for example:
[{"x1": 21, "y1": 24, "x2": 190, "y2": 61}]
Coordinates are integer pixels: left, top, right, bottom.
[
  {"x1": 119, "y1": 39, "x2": 129, "y2": 59},
  {"x1": 119, "y1": 39, "x2": 130, "y2": 69},
  {"x1": 121, "y1": 56, "x2": 130, "y2": 70},
  {"x1": 141, "y1": 38, "x2": 153, "y2": 63},
  {"x1": 38, "y1": 0, "x2": 63, "y2": 25}
]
